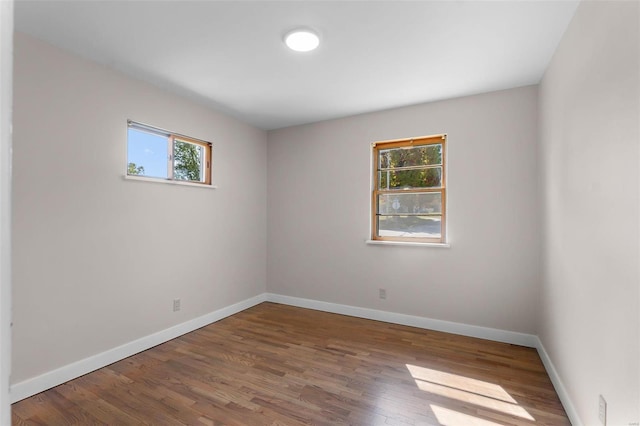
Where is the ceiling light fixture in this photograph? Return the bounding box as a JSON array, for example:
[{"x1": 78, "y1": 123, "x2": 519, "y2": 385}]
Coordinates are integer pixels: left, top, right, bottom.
[{"x1": 284, "y1": 28, "x2": 320, "y2": 52}]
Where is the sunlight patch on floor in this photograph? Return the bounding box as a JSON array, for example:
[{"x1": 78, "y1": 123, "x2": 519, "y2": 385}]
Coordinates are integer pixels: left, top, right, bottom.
[
  {"x1": 407, "y1": 364, "x2": 535, "y2": 421},
  {"x1": 406, "y1": 364, "x2": 515, "y2": 403},
  {"x1": 430, "y1": 404, "x2": 505, "y2": 426}
]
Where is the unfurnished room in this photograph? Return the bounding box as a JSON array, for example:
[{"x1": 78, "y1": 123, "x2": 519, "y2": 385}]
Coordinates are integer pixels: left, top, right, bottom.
[{"x1": 0, "y1": 0, "x2": 638, "y2": 425}]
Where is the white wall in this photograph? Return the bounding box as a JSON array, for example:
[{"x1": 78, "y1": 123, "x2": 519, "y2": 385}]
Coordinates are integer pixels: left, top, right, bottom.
[
  {"x1": 539, "y1": 1, "x2": 640, "y2": 425},
  {"x1": 0, "y1": 1, "x2": 13, "y2": 423},
  {"x1": 11, "y1": 33, "x2": 267, "y2": 385},
  {"x1": 267, "y1": 86, "x2": 540, "y2": 334}
]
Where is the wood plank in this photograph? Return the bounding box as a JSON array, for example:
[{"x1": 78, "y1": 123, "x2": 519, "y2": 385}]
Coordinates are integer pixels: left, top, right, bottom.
[{"x1": 12, "y1": 303, "x2": 570, "y2": 425}]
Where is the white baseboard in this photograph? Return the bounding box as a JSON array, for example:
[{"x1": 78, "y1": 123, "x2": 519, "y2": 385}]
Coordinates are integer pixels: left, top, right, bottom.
[
  {"x1": 534, "y1": 337, "x2": 583, "y2": 426},
  {"x1": 265, "y1": 293, "x2": 538, "y2": 348},
  {"x1": 267, "y1": 294, "x2": 582, "y2": 424},
  {"x1": 11, "y1": 291, "x2": 579, "y2": 426},
  {"x1": 10, "y1": 293, "x2": 267, "y2": 403}
]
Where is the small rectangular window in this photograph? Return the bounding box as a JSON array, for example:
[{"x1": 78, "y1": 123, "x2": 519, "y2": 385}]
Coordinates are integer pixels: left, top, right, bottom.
[
  {"x1": 127, "y1": 121, "x2": 212, "y2": 185},
  {"x1": 372, "y1": 135, "x2": 446, "y2": 243}
]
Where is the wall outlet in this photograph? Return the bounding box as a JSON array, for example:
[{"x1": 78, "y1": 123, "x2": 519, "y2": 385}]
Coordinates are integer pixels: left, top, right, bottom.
[
  {"x1": 173, "y1": 298, "x2": 181, "y2": 312},
  {"x1": 599, "y1": 394, "x2": 606, "y2": 425},
  {"x1": 379, "y1": 288, "x2": 387, "y2": 299}
]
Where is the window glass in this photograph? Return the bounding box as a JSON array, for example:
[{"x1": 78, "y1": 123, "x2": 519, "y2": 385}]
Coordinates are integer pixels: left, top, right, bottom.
[
  {"x1": 127, "y1": 128, "x2": 169, "y2": 179},
  {"x1": 174, "y1": 139, "x2": 204, "y2": 182},
  {"x1": 377, "y1": 193, "x2": 442, "y2": 215},
  {"x1": 378, "y1": 167, "x2": 442, "y2": 189},
  {"x1": 378, "y1": 216, "x2": 442, "y2": 239}
]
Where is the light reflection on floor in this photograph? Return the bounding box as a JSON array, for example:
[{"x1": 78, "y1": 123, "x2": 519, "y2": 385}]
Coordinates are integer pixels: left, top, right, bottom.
[
  {"x1": 406, "y1": 364, "x2": 535, "y2": 424},
  {"x1": 430, "y1": 404, "x2": 505, "y2": 426}
]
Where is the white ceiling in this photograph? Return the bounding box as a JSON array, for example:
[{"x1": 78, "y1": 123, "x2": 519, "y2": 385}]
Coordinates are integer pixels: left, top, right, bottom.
[{"x1": 15, "y1": 0, "x2": 579, "y2": 130}]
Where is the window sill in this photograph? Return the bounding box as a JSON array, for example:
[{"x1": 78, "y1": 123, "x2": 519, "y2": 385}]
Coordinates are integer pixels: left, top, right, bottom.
[
  {"x1": 365, "y1": 240, "x2": 450, "y2": 248},
  {"x1": 123, "y1": 175, "x2": 218, "y2": 189}
]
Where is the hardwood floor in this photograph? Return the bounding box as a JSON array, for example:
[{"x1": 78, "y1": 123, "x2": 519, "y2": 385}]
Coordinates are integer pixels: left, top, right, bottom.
[{"x1": 12, "y1": 303, "x2": 570, "y2": 425}]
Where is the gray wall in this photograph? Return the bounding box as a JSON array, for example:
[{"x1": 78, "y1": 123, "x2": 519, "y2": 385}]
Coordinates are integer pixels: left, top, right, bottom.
[
  {"x1": 267, "y1": 86, "x2": 540, "y2": 334},
  {"x1": 11, "y1": 33, "x2": 267, "y2": 384},
  {"x1": 539, "y1": 1, "x2": 639, "y2": 424},
  {"x1": 0, "y1": 1, "x2": 14, "y2": 423}
]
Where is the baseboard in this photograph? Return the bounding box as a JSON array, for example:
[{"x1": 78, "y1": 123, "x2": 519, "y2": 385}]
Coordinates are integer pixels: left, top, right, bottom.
[
  {"x1": 267, "y1": 293, "x2": 584, "y2": 423},
  {"x1": 265, "y1": 293, "x2": 538, "y2": 348},
  {"x1": 534, "y1": 336, "x2": 583, "y2": 426},
  {"x1": 10, "y1": 293, "x2": 267, "y2": 403},
  {"x1": 11, "y1": 291, "x2": 579, "y2": 426}
]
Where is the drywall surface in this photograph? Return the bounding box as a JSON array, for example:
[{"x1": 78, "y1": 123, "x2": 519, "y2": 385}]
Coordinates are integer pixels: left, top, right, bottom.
[
  {"x1": 267, "y1": 86, "x2": 540, "y2": 334},
  {"x1": 539, "y1": 1, "x2": 640, "y2": 425},
  {"x1": 0, "y1": 1, "x2": 13, "y2": 423},
  {"x1": 12, "y1": 33, "x2": 267, "y2": 384}
]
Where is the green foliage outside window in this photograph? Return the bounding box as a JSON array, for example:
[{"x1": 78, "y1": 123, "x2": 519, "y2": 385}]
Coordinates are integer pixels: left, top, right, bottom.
[
  {"x1": 379, "y1": 144, "x2": 443, "y2": 189},
  {"x1": 127, "y1": 162, "x2": 145, "y2": 175},
  {"x1": 174, "y1": 141, "x2": 203, "y2": 181}
]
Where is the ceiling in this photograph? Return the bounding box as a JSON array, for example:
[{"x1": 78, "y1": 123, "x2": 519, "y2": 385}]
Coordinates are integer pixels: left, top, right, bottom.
[{"x1": 14, "y1": 0, "x2": 579, "y2": 130}]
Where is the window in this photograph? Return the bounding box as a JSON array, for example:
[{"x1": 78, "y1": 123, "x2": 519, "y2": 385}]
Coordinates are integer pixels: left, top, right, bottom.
[
  {"x1": 127, "y1": 120, "x2": 212, "y2": 185},
  {"x1": 372, "y1": 135, "x2": 446, "y2": 244}
]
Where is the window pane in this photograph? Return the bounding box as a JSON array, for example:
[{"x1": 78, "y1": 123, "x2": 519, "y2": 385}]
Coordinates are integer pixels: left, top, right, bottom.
[
  {"x1": 379, "y1": 167, "x2": 442, "y2": 189},
  {"x1": 379, "y1": 144, "x2": 442, "y2": 169},
  {"x1": 378, "y1": 192, "x2": 442, "y2": 215},
  {"x1": 127, "y1": 128, "x2": 169, "y2": 179},
  {"x1": 378, "y1": 215, "x2": 442, "y2": 238},
  {"x1": 174, "y1": 140, "x2": 204, "y2": 182}
]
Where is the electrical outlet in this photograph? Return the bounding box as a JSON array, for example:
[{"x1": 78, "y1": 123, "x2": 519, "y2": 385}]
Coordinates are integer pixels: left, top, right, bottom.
[
  {"x1": 599, "y1": 394, "x2": 606, "y2": 425},
  {"x1": 379, "y1": 288, "x2": 387, "y2": 299},
  {"x1": 173, "y1": 299, "x2": 181, "y2": 312}
]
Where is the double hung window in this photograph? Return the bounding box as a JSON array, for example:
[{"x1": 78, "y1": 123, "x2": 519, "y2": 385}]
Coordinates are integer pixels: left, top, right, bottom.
[{"x1": 372, "y1": 135, "x2": 446, "y2": 243}]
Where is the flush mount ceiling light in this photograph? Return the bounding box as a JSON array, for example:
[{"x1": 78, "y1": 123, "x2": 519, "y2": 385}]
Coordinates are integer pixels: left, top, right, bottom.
[{"x1": 284, "y1": 28, "x2": 320, "y2": 52}]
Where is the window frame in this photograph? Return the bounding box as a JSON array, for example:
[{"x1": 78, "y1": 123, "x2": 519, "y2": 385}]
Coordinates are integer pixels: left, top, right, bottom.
[
  {"x1": 126, "y1": 120, "x2": 212, "y2": 186},
  {"x1": 371, "y1": 134, "x2": 447, "y2": 244}
]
